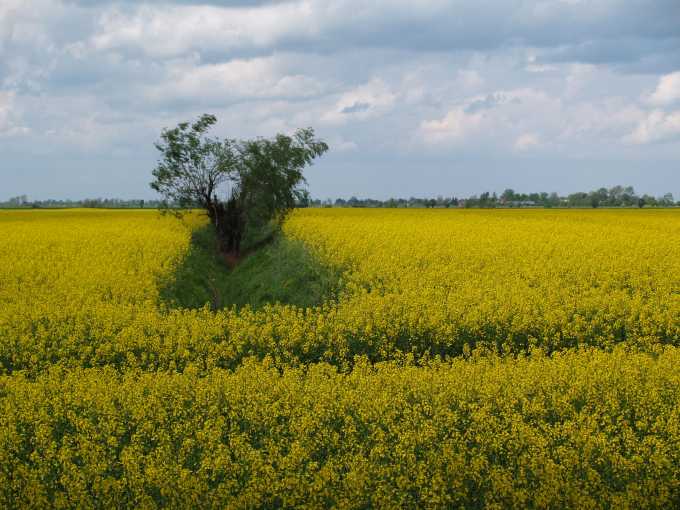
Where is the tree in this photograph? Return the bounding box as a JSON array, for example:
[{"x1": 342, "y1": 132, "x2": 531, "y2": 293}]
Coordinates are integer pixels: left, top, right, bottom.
[
  {"x1": 152, "y1": 114, "x2": 237, "y2": 232},
  {"x1": 501, "y1": 189, "x2": 516, "y2": 203},
  {"x1": 151, "y1": 114, "x2": 328, "y2": 255},
  {"x1": 296, "y1": 190, "x2": 311, "y2": 208},
  {"x1": 234, "y1": 128, "x2": 328, "y2": 239},
  {"x1": 7, "y1": 195, "x2": 28, "y2": 207}
]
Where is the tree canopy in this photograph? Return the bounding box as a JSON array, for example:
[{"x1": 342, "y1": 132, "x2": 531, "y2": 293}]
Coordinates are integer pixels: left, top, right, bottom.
[{"x1": 151, "y1": 114, "x2": 328, "y2": 254}]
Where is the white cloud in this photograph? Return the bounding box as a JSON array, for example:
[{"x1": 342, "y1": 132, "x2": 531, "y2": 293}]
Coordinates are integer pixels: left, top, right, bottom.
[
  {"x1": 82, "y1": 0, "x2": 680, "y2": 69},
  {"x1": 0, "y1": 0, "x2": 68, "y2": 50},
  {"x1": 515, "y1": 132, "x2": 539, "y2": 150},
  {"x1": 525, "y1": 53, "x2": 557, "y2": 73},
  {"x1": 0, "y1": 91, "x2": 29, "y2": 137},
  {"x1": 419, "y1": 85, "x2": 659, "y2": 154},
  {"x1": 565, "y1": 63, "x2": 596, "y2": 97},
  {"x1": 91, "y1": 3, "x2": 315, "y2": 58},
  {"x1": 322, "y1": 78, "x2": 396, "y2": 124},
  {"x1": 327, "y1": 135, "x2": 358, "y2": 151},
  {"x1": 648, "y1": 71, "x2": 680, "y2": 106},
  {"x1": 420, "y1": 107, "x2": 483, "y2": 143},
  {"x1": 559, "y1": 101, "x2": 644, "y2": 144},
  {"x1": 526, "y1": 63, "x2": 558, "y2": 73},
  {"x1": 2, "y1": 0, "x2": 680, "y2": 198},
  {"x1": 627, "y1": 110, "x2": 680, "y2": 144},
  {"x1": 420, "y1": 88, "x2": 553, "y2": 146},
  {"x1": 457, "y1": 69, "x2": 484, "y2": 88},
  {"x1": 145, "y1": 57, "x2": 327, "y2": 104}
]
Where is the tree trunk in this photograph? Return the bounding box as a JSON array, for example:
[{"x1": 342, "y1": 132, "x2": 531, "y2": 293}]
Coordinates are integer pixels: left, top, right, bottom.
[{"x1": 209, "y1": 196, "x2": 244, "y2": 257}]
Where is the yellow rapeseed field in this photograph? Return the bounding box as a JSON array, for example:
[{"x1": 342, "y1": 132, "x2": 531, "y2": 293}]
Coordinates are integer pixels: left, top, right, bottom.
[
  {"x1": 1, "y1": 207, "x2": 679, "y2": 507},
  {"x1": 284, "y1": 208, "x2": 680, "y2": 358}
]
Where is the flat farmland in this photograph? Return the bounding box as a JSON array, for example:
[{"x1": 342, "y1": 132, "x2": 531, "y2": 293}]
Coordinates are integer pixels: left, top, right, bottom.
[{"x1": 1, "y1": 208, "x2": 679, "y2": 508}]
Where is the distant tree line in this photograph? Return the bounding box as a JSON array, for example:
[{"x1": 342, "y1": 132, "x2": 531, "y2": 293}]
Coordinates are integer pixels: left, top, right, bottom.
[
  {"x1": 303, "y1": 185, "x2": 678, "y2": 209},
  {"x1": 0, "y1": 197, "x2": 160, "y2": 209},
  {"x1": 3, "y1": 185, "x2": 677, "y2": 211}
]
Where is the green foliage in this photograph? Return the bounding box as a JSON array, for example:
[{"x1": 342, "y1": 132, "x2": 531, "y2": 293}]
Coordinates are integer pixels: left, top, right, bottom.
[
  {"x1": 1, "y1": 347, "x2": 679, "y2": 508},
  {"x1": 217, "y1": 237, "x2": 342, "y2": 311},
  {"x1": 236, "y1": 128, "x2": 329, "y2": 232},
  {"x1": 152, "y1": 114, "x2": 236, "y2": 210},
  {"x1": 161, "y1": 225, "x2": 342, "y2": 311},
  {"x1": 151, "y1": 115, "x2": 328, "y2": 253}
]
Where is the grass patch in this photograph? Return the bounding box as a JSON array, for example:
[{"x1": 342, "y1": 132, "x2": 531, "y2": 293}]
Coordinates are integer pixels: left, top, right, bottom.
[{"x1": 161, "y1": 225, "x2": 342, "y2": 310}]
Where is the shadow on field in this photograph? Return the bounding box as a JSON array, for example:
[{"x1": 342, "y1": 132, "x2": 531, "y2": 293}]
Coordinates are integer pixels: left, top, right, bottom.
[{"x1": 160, "y1": 225, "x2": 343, "y2": 311}]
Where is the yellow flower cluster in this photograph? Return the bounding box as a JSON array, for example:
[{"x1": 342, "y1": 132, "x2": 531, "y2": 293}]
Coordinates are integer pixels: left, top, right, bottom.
[
  {"x1": 0, "y1": 209, "x2": 204, "y2": 375},
  {"x1": 1, "y1": 348, "x2": 679, "y2": 508},
  {"x1": 285, "y1": 208, "x2": 680, "y2": 359},
  {"x1": 1, "y1": 207, "x2": 679, "y2": 506},
  {"x1": 3, "y1": 209, "x2": 679, "y2": 375}
]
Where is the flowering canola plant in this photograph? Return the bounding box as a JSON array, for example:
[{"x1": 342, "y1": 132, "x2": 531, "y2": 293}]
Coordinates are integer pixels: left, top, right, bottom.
[
  {"x1": 1, "y1": 208, "x2": 679, "y2": 507},
  {"x1": 284, "y1": 208, "x2": 680, "y2": 357}
]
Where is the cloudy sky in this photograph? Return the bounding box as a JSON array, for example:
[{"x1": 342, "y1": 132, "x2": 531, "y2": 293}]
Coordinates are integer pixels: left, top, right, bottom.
[{"x1": 1, "y1": 0, "x2": 679, "y2": 200}]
